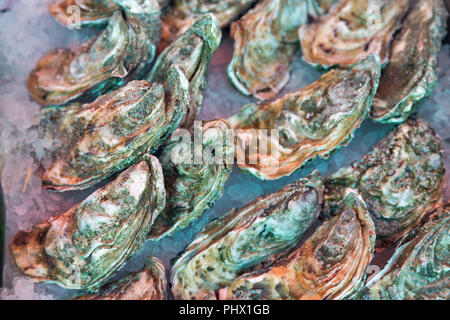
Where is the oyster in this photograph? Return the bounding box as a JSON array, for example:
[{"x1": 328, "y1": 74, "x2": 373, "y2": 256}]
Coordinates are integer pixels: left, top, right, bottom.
[
  {"x1": 299, "y1": 0, "x2": 409, "y2": 68},
  {"x1": 219, "y1": 190, "x2": 376, "y2": 300},
  {"x1": 228, "y1": 0, "x2": 338, "y2": 100},
  {"x1": 171, "y1": 171, "x2": 324, "y2": 299},
  {"x1": 371, "y1": 0, "x2": 448, "y2": 124},
  {"x1": 148, "y1": 119, "x2": 234, "y2": 240},
  {"x1": 42, "y1": 65, "x2": 190, "y2": 191},
  {"x1": 325, "y1": 118, "x2": 445, "y2": 243},
  {"x1": 147, "y1": 13, "x2": 221, "y2": 128},
  {"x1": 229, "y1": 55, "x2": 381, "y2": 180},
  {"x1": 29, "y1": 0, "x2": 161, "y2": 106},
  {"x1": 75, "y1": 256, "x2": 168, "y2": 299},
  {"x1": 9, "y1": 155, "x2": 166, "y2": 291},
  {"x1": 363, "y1": 204, "x2": 449, "y2": 300}
]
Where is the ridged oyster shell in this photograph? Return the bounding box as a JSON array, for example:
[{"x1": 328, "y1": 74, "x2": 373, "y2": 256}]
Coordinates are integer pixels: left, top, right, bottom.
[
  {"x1": 29, "y1": 0, "x2": 161, "y2": 106},
  {"x1": 363, "y1": 204, "x2": 449, "y2": 300},
  {"x1": 229, "y1": 55, "x2": 381, "y2": 180},
  {"x1": 10, "y1": 155, "x2": 166, "y2": 291},
  {"x1": 371, "y1": 0, "x2": 448, "y2": 124},
  {"x1": 299, "y1": 0, "x2": 409, "y2": 68},
  {"x1": 147, "y1": 13, "x2": 221, "y2": 128},
  {"x1": 170, "y1": 171, "x2": 324, "y2": 299},
  {"x1": 219, "y1": 190, "x2": 376, "y2": 300},
  {"x1": 325, "y1": 118, "x2": 445, "y2": 243},
  {"x1": 75, "y1": 256, "x2": 168, "y2": 299},
  {"x1": 42, "y1": 65, "x2": 190, "y2": 191},
  {"x1": 148, "y1": 119, "x2": 234, "y2": 240}
]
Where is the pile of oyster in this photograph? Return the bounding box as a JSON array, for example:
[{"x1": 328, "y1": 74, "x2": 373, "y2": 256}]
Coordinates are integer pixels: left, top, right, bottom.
[{"x1": 7, "y1": 0, "x2": 449, "y2": 300}]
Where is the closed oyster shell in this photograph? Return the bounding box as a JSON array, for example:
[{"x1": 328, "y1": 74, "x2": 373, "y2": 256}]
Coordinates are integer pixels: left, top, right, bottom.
[
  {"x1": 170, "y1": 171, "x2": 324, "y2": 300},
  {"x1": 229, "y1": 55, "x2": 381, "y2": 180},
  {"x1": 371, "y1": 0, "x2": 448, "y2": 124},
  {"x1": 74, "y1": 256, "x2": 168, "y2": 299},
  {"x1": 299, "y1": 0, "x2": 409, "y2": 68},
  {"x1": 29, "y1": 0, "x2": 161, "y2": 106},
  {"x1": 228, "y1": 0, "x2": 338, "y2": 100},
  {"x1": 147, "y1": 14, "x2": 221, "y2": 129},
  {"x1": 43, "y1": 65, "x2": 190, "y2": 191},
  {"x1": 325, "y1": 118, "x2": 445, "y2": 243},
  {"x1": 148, "y1": 119, "x2": 234, "y2": 240},
  {"x1": 363, "y1": 204, "x2": 449, "y2": 300},
  {"x1": 219, "y1": 190, "x2": 376, "y2": 300},
  {"x1": 10, "y1": 155, "x2": 166, "y2": 291}
]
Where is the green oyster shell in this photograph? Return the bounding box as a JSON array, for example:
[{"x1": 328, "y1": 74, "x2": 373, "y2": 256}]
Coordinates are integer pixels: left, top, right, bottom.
[
  {"x1": 10, "y1": 155, "x2": 166, "y2": 291},
  {"x1": 74, "y1": 256, "x2": 168, "y2": 299},
  {"x1": 42, "y1": 65, "x2": 190, "y2": 191},
  {"x1": 228, "y1": 55, "x2": 381, "y2": 180},
  {"x1": 219, "y1": 190, "x2": 376, "y2": 300},
  {"x1": 363, "y1": 204, "x2": 449, "y2": 300},
  {"x1": 228, "y1": 0, "x2": 338, "y2": 100},
  {"x1": 148, "y1": 119, "x2": 234, "y2": 240},
  {"x1": 371, "y1": 0, "x2": 448, "y2": 124},
  {"x1": 325, "y1": 118, "x2": 445, "y2": 243},
  {"x1": 147, "y1": 13, "x2": 221, "y2": 128},
  {"x1": 29, "y1": 0, "x2": 161, "y2": 106},
  {"x1": 170, "y1": 171, "x2": 324, "y2": 299}
]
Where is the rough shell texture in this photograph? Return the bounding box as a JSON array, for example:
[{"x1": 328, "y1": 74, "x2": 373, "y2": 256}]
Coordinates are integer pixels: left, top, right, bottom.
[
  {"x1": 228, "y1": 55, "x2": 381, "y2": 180},
  {"x1": 219, "y1": 190, "x2": 376, "y2": 300},
  {"x1": 148, "y1": 119, "x2": 234, "y2": 240},
  {"x1": 29, "y1": 0, "x2": 161, "y2": 106},
  {"x1": 228, "y1": 0, "x2": 337, "y2": 100},
  {"x1": 371, "y1": 0, "x2": 448, "y2": 124},
  {"x1": 363, "y1": 204, "x2": 449, "y2": 300},
  {"x1": 74, "y1": 256, "x2": 168, "y2": 299},
  {"x1": 170, "y1": 171, "x2": 324, "y2": 300},
  {"x1": 299, "y1": 0, "x2": 409, "y2": 68},
  {"x1": 9, "y1": 155, "x2": 166, "y2": 291},
  {"x1": 42, "y1": 65, "x2": 190, "y2": 191},
  {"x1": 147, "y1": 13, "x2": 221, "y2": 129},
  {"x1": 325, "y1": 118, "x2": 445, "y2": 243}
]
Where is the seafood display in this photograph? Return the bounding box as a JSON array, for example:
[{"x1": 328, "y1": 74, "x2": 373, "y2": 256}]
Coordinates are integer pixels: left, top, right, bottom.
[
  {"x1": 325, "y1": 118, "x2": 445, "y2": 243},
  {"x1": 9, "y1": 155, "x2": 166, "y2": 290},
  {"x1": 219, "y1": 190, "x2": 376, "y2": 300},
  {"x1": 299, "y1": 0, "x2": 409, "y2": 68},
  {"x1": 229, "y1": 55, "x2": 381, "y2": 180},
  {"x1": 29, "y1": 0, "x2": 161, "y2": 106},
  {"x1": 371, "y1": 0, "x2": 448, "y2": 124},
  {"x1": 171, "y1": 171, "x2": 324, "y2": 299}
]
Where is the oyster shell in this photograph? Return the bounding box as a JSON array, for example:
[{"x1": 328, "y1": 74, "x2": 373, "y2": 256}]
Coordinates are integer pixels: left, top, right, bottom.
[
  {"x1": 363, "y1": 204, "x2": 449, "y2": 300},
  {"x1": 325, "y1": 118, "x2": 445, "y2": 243},
  {"x1": 229, "y1": 55, "x2": 381, "y2": 180},
  {"x1": 228, "y1": 0, "x2": 338, "y2": 100},
  {"x1": 371, "y1": 0, "x2": 448, "y2": 124},
  {"x1": 74, "y1": 256, "x2": 168, "y2": 299},
  {"x1": 299, "y1": 0, "x2": 409, "y2": 68},
  {"x1": 29, "y1": 0, "x2": 161, "y2": 106},
  {"x1": 147, "y1": 14, "x2": 221, "y2": 129},
  {"x1": 170, "y1": 171, "x2": 324, "y2": 299},
  {"x1": 219, "y1": 190, "x2": 376, "y2": 300},
  {"x1": 148, "y1": 119, "x2": 234, "y2": 240},
  {"x1": 10, "y1": 155, "x2": 166, "y2": 291},
  {"x1": 43, "y1": 65, "x2": 190, "y2": 191}
]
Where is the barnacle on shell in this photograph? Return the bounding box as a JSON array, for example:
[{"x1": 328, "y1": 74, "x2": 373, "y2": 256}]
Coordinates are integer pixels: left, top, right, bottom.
[
  {"x1": 299, "y1": 0, "x2": 409, "y2": 68},
  {"x1": 229, "y1": 55, "x2": 381, "y2": 180},
  {"x1": 42, "y1": 65, "x2": 190, "y2": 191},
  {"x1": 10, "y1": 155, "x2": 166, "y2": 291},
  {"x1": 371, "y1": 0, "x2": 448, "y2": 124},
  {"x1": 170, "y1": 171, "x2": 324, "y2": 300},
  {"x1": 325, "y1": 118, "x2": 445, "y2": 243},
  {"x1": 218, "y1": 189, "x2": 376, "y2": 300},
  {"x1": 29, "y1": 0, "x2": 161, "y2": 106}
]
